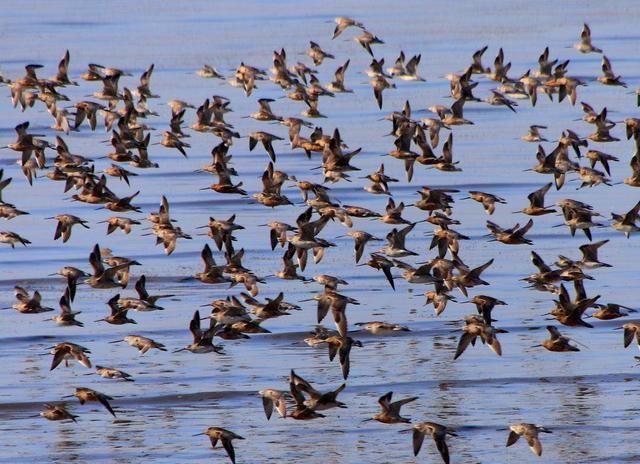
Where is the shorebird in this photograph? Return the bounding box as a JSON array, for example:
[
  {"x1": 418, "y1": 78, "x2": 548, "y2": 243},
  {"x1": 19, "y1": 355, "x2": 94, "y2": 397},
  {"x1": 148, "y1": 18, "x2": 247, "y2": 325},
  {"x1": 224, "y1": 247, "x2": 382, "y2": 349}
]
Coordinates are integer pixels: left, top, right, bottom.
[
  {"x1": 624, "y1": 153, "x2": 640, "y2": 187},
  {"x1": 451, "y1": 258, "x2": 494, "y2": 296},
  {"x1": 355, "y1": 30, "x2": 384, "y2": 56},
  {"x1": 290, "y1": 370, "x2": 347, "y2": 410},
  {"x1": 196, "y1": 64, "x2": 224, "y2": 79},
  {"x1": 48, "y1": 266, "x2": 89, "y2": 301},
  {"x1": 506, "y1": 423, "x2": 552, "y2": 456},
  {"x1": 570, "y1": 240, "x2": 611, "y2": 268},
  {"x1": 359, "y1": 253, "x2": 396, "y2": 289},
  {"x1": 557, "y1": 200, "x2": 602, "y2": 241},
  {"x1": 366, "y1": 57, "x2": 391, "y2": 78},
  {"x1": 50, "y1": 289, "x2": 83, "y2": 327},
  {"x1": 71, "y1": 387, "x2": 116, "y2": 417},
  {"x1": 95, "y1": 366, "x2": 134, "y2": 381},
  {"x1": 92, "y1": 72, "x2": 123, "y2": 102},
  {"x1": 288, "y1": 371, "x2": 326, "y2": 420},
  {"x1": 523, "y1": 250, "x2": 564, "y2": 290},
  {"x1": 585, "y1": 150, "x2": 618, "y2": 176},
  {"x1": 193, "y1": 244, "x2": 231, "y2": 284},
  {"x1": 521, "y1": 125, "x2": 548, "y2": 142},
  {"x1": 100, "y1": 254, "x2": 141, "y2": 288},
  {"x1": 623, "y1": 322, "x2": 640, "y2": 350},
  {"x1": 541, "y1": 326, "x2": 580, "y2": 352},
  {"x1": 50, "y1": 342, "x2": 91, "y2": 370},
  {"x1": 378, "y1": 223, "x2": 418, "y2": 257},
  {"x1": 598, "y1": 56, "x2": 626, "y2": 87},
  {"x1": 304, "y1": 326, "x2": 336, "y2": 347},
  {"x1": 99, "y1": 216, "x2": 140, "y2": 235},
  {"x1": 439, "y1": 97, "x2": 473, "y2": 125},
  {"x1": 587, "y1": 108, "x2": 619, "y2": 143},
  {"x1": 95, "y1": 295, "x2": 137, "y2": 324},
  {"x1": 194, "y1": 427, "x2": 244, "y2": 464},
  {"x1": 488, "y1": 48, "x2": 512, "y2": 81},
  {"x1": 370, "y1": 391, "x2": 418, "y2": 424},
  {"x1": 464, "y1": 295, "x2": 507, "y2": 325},
  {"x1": 249, "y1": 131, "x2": 284, "y2": 163},
  {"x1": 306, "y1": 41, "x2": 334, "y2": 66},
  {"x1": 355, "y1": 321, "x2": 410, "y2": 334},
  {"x1": 72, "y1": 100, "x2": 106, "y2": 130},
  {"x1": 258, "y1": 389, "x2": 288, "y2": 420},
  {"x1": 117, "y1": 289, "x2": 163, "y2": 311},
  {"x1": 0, "y1": 231, "x2": 31, "y2": 248},
  {"x1": 611, "y1": 201, "x2": 640, "y2": 238},
  {"x1": 464, "y1": 191, "x2": 507, "y2": 215},
  {"x1": 175, "y1": 310, "x2": 223, "y2": 354},
  {"x1": 247, "y1": 97, "x2": 280, "y2": 121},
  {"x1": 433, "y1": 133, "x2": 461, "y2": 172},
  {"x1": 370, "y1": 75, "x2": 395, "y2": 109},
  {"x1": 469, "y1": 45, "x2": 490, "y2": 74},
  {"x1": 425, "y1": 281, "x2": 456, "y2": 316},
  {"x1": 411, "y1": 422, "x2": 458, "y2": 464},
  {"x1": 625, "y1": 118, "x2": 640, "y2": 140},
  {"x1": 0, "y1": 169, "x2": 12, "y2": 203},
  {"x1": 199, "y1": 214, "x2": 245, "y2": 250},
  {"x1": 486, "y1": 219, "x2": 534, "y2": 245},
  {"x1": 516, "y1": 183, "x2": 555, "y2": 216},
  {"x1": 393, "y1": 259, "x2": 442, "y2": 285},
  {"x1": 103, "y1": 163, "x2": 137, "y2": 186},
  {"x1": 331, "y1": 16, "x2": 364, "y2": 39},
  {"x1": 327, "y1": 59, "x2": 352, "y2": 93},
  {"x1": 111, "y1": 335, "x2": 167, "y2": 354},
  {"x1": 486, "y1": 90, "x2": 517, "y2": 112},
  {"x1": 46, "y1": 214, "x2": 90, "y2": 243},
  {"x1": 84, "y1": 244, "x2": 131, "y2": 289},
  {"x1": 363, "y1": 163, "x2": 397, "y2": 195},
  {"x1": 134, "y1": 275, "x2": 174, "y2": 306},
  {"x1": 398, "y1": 54, "x2": 425, "y2": 81},
  {"x1": 387, "y1": 52, "x2": 407, "y2": 76},
  {"x1": 340, "y1": 230, "x2": 382, "y2": 263},
  {"x1": 574, "y1": 23, "x2": 602, "y2": 53},
  {"x1": 591, "y1": 303, "x2": 634, "y2": 320},
  {"x1": 40, "y1": 403, "x2": 78, "y2": 422},
  {"x1": 454, "y1": 316, "x2": 506, "y2": 359},
  {"x1": 322, "y1": 335, "x2": 362, "y2": 379},
  {"x1": 381, "y1": 198, "x2": 411, "y2": 224},
  {"x1": 156, "y1": 131, "x2": 190, "y2": 157},
  {"x1": 302, "y1": 289, "x2": 358, "y2": 336},
  {"x1": 549, "y1": 283, "x2": 599, "y2": 328},
  {"x1": 12, "y1": 286, "x2": 54, "y2": 313}
]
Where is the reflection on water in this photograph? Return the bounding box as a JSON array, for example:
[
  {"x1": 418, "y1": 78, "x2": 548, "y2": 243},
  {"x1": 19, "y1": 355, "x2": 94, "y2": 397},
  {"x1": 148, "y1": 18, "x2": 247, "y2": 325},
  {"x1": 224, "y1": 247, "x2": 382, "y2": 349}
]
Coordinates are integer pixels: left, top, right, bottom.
[{"x1": 1, "y1": 0, "x2": 640, "y2": 462}]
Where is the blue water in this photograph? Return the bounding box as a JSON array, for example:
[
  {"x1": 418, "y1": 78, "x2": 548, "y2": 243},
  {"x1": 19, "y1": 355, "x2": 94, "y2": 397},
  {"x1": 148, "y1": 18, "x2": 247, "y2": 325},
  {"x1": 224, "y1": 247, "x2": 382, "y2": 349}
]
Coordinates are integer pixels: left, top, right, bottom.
[{"x1": 1, "y1": 1, "x2": 640, "y2": 463}]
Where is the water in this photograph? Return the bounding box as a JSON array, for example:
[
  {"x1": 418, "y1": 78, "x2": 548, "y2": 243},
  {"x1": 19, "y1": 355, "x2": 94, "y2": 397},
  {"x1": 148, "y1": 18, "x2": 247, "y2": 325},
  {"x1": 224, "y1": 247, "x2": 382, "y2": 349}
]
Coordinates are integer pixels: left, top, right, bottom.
[{"x1": 1, "y1": 1, "x2": 640, "y2": 462}]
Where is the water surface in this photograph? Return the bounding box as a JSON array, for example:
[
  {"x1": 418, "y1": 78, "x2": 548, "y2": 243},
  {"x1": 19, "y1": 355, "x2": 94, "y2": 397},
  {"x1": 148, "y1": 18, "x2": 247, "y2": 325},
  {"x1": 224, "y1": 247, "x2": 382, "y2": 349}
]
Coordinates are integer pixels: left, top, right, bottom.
[{"x1": 1, "y1": 1, "x2": 640, "y2": 463}]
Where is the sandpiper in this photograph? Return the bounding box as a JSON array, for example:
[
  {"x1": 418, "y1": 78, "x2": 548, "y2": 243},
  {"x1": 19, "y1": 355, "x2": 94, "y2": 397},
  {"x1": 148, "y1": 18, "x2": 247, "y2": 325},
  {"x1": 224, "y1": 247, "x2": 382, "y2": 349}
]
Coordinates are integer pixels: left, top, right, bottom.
[
  {"x1": 411, "y1": 421, "x2": 457, "y2": 464},
  {"x1": 370, "y1": 391, "x2": 417, "y2": 424},
  {"x1": 506, "y1": 423, "x2": 552, "y2": 456}
]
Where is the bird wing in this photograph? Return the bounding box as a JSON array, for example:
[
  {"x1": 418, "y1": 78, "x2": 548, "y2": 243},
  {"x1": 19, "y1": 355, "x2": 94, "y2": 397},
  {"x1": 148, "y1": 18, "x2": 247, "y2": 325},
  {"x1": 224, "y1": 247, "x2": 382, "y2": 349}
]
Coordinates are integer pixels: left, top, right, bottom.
[
  {"x1": 506, "y1": 430, "x2": 521, "y2": 447},
  {"x1": 454, "y1": 332, "x2": 475, "y2": 360},
  {"x1": 261, "y1": 396, "x2": 274, "y2": 420},
  {"x1": 412, "y1": 429, "x2": 426, "y2": 456},
  {"x1": 221, "y1": 438, "x2": 236, "y2": 464}
]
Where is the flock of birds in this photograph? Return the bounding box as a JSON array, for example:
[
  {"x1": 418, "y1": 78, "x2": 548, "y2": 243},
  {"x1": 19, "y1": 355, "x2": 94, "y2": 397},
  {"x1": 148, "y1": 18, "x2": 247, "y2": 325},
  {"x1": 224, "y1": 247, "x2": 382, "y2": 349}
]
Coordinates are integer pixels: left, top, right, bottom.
[{"x1": 2, "y1": 16, "x2": 640, "y2": 464}]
